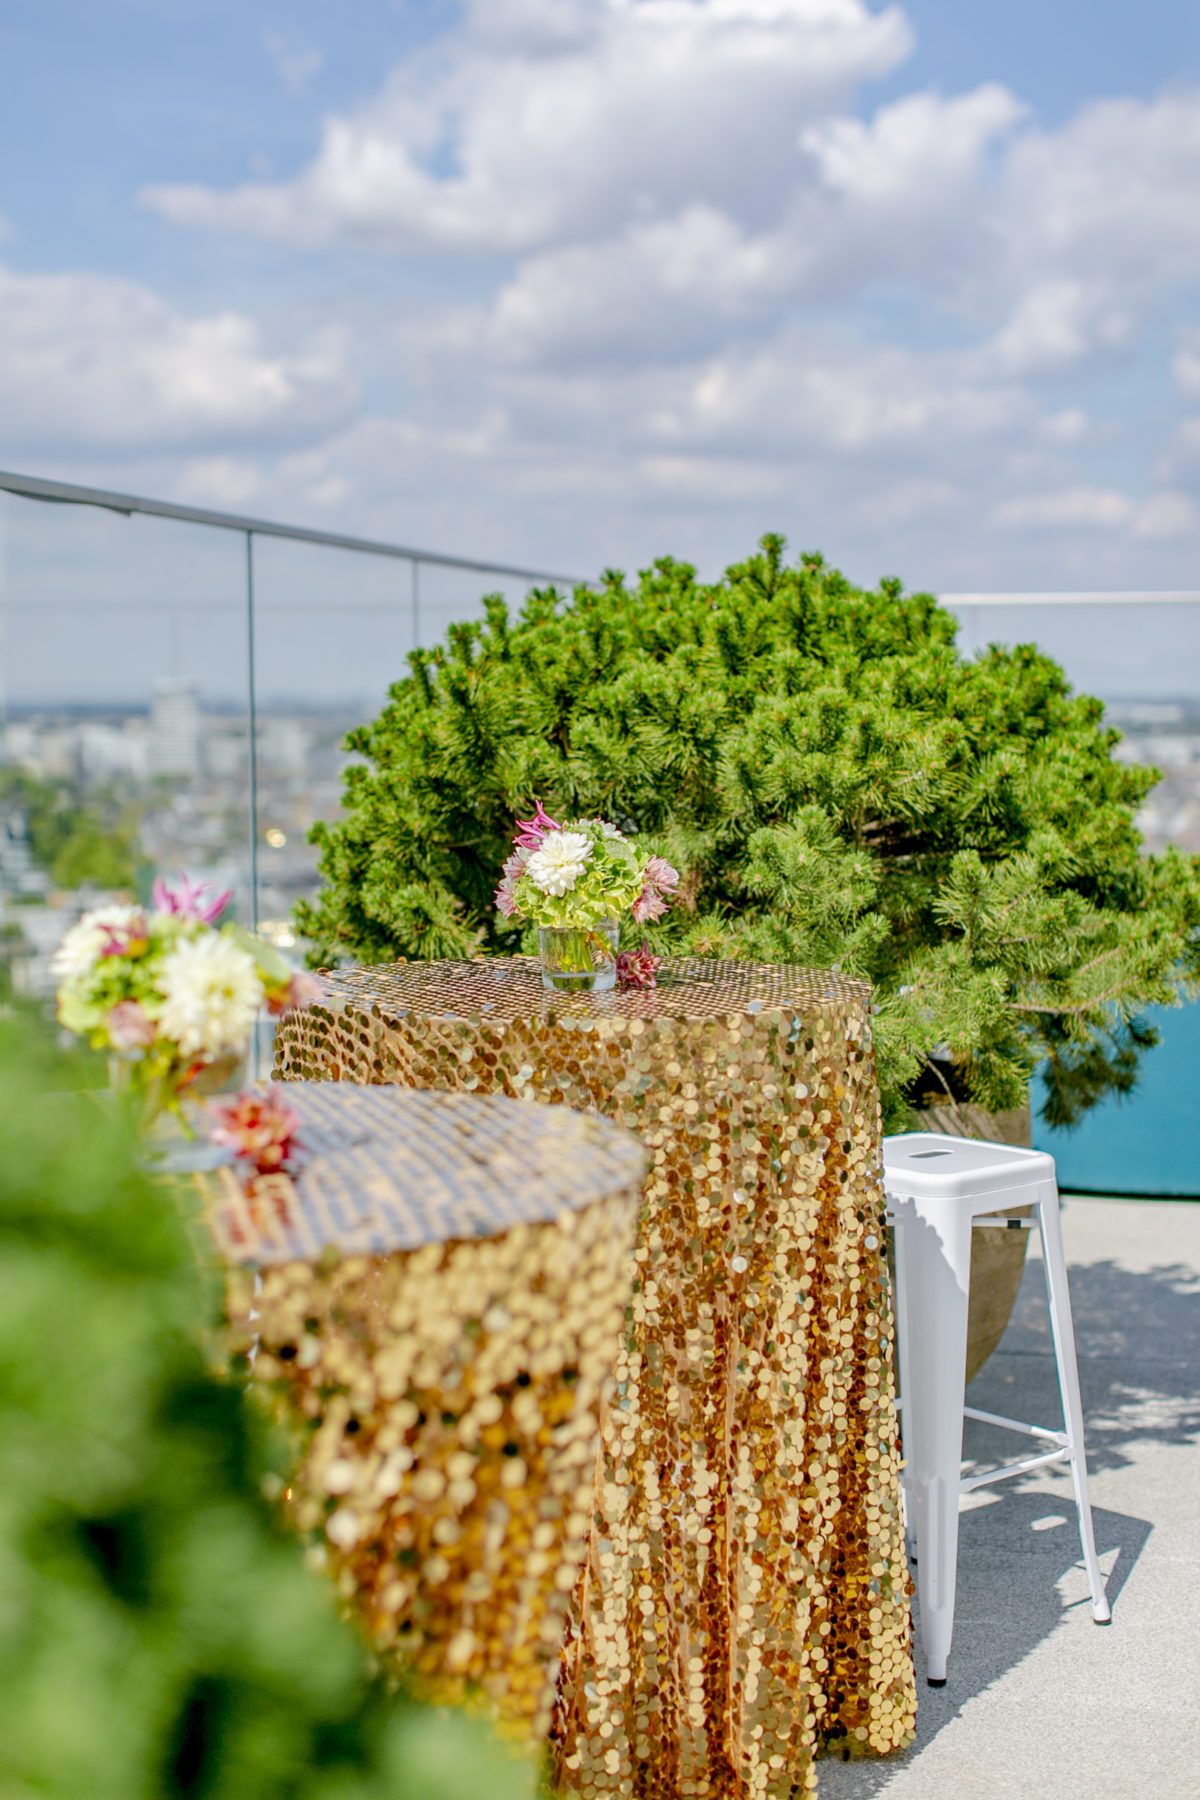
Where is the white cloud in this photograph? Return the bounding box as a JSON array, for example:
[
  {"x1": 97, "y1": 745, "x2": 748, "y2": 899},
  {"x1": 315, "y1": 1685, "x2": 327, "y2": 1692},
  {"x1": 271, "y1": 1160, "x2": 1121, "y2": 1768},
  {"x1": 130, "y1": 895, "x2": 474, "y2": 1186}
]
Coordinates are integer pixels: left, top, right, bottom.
[
  {"x1": 973, "y1": 91, "x2": 1200, "y2": 374},
  {"x1": 993, "y1": 487, "x2": 1135, "y2": 531},
  {"x1": 1174, "y1": 331, "x2": 1200, "y2": 399},
  {"x1": 178, "y1": 456, "x2": 265, "y2": 509},
  {"x1": 1001, "y1": 94, "x2": 1200, "y2": 289},
  {"x1": 801, "y1": 83, "x2": 1023, "y2": 204},
  {"x1": 992, "y1": 486, "x2": 1199, "y2": 541},
  {"x1": 136, "y1": 3, "x2": 1200, "y2": 405},
  {"x1": 0, "y1": 265, "x2": 355, "y2": 453},
  {"x1": 986, "y1": 281, "x2": 1135, "y2": 378},
  {"x1": 1133, "y1": 489, "x2": 1200, "y2": 540},
  {"x1": 262, "y1": 31, "x2": 324, "y2": 94},
  {"x1": 667, "y1": 332, "x2": 1029, "y2": 455},
  {"x1": 484, "y1": 205, "x2": 802, "y2": 366},
  {"x1": 141, "y1": 0, "x2": 912, "y2": 253},
  {"x1": 848, "y1": 476, "x2": 960, "y2": 526},
  {"x1": 634, "y1": 450, "x2": 794, "y2": 503},
  {"x1": 7, "y1": 5, "x2": 1199, "y2": 592},
  {"x1": 1036, "y1": 408, "x2": 1090, "y2": 445}
]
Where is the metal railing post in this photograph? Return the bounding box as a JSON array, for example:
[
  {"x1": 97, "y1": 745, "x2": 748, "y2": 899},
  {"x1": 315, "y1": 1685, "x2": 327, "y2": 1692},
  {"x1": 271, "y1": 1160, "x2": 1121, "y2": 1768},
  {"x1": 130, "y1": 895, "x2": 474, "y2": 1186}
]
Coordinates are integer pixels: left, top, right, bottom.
[
  {"x1": 412, "y1": 557, "x2": 421, "y2": 650},
  {"x1": 0, "y1": 492, "x2": 8, "y2": 737},
  {"x1": 245, "y1": 530, "x2": 259, "y2": 935}
]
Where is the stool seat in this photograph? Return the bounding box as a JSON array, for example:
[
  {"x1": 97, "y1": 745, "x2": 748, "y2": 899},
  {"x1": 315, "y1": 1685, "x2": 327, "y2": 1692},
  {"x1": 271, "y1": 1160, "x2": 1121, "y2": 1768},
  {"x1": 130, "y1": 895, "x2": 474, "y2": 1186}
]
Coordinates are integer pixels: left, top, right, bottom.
[
  {"x1": 884, "y1": 1132, "x2": 1054, "y2": 1202},
  {"x1": 884, "y1": 1132, "x2": 1110, "y2": 1686}
]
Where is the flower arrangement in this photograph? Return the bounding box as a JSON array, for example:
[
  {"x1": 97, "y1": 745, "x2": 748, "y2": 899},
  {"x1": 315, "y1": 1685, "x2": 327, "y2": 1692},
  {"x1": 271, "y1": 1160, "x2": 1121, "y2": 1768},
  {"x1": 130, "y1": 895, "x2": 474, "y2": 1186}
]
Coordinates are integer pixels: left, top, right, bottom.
[
  {"x1": 53, "y1": 874, "x2": 321, "y2": 1123},
  {"x1": 208, "y1": 1086, "x2": 305, "y2": 1178},
  {"x1": 495, "y1": 803, "x2": 679, "y2": 991}
]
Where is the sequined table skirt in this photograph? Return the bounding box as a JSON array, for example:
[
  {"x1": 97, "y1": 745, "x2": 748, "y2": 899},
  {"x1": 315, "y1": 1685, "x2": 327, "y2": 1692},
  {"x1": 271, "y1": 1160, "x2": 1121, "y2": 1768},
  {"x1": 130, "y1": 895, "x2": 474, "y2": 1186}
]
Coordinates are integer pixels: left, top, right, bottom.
[
  {"x1": 276, "y1": 961, "x2": 918, "y2": 1795},
  {"x1": 204, "y1": 1081, "x2": 643, "y2": 1742}
]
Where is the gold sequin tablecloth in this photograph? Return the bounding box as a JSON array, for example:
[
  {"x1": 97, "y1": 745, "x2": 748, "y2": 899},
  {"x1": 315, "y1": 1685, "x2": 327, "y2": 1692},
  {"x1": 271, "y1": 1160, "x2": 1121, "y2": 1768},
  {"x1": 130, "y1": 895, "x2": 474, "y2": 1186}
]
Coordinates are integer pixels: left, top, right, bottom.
[
  {"x1": 203, "y1": 1080, "x2": 643, "y2": 1741},
  {"x1": 276, "y1": 961, "x2": 918, "y2": 1796}
]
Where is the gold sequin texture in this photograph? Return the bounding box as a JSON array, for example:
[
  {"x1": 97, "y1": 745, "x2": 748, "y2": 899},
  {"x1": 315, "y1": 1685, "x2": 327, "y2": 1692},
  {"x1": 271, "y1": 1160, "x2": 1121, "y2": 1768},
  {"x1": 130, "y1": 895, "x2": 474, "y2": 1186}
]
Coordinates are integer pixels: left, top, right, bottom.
[
  {"x1": 204, "y1": 1082, "x2": 643, "y2": 1743},
  {"x1": 275, "y1": 960, "x2": 918, "y2": 1795}
]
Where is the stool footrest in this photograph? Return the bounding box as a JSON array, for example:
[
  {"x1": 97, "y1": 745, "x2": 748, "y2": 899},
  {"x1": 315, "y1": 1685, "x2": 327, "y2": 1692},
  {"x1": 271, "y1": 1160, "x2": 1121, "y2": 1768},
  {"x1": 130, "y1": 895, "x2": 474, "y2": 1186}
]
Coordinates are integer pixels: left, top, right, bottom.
[
  {"x1": 961, "y1": 1445, "x2": 1071, "y2": 1492},
  {"x1": 971, "y1": 1216, "x2": 1035, "y2": 1229},
  {"x1": 963, "y1": 1405, "x2": 1068, "y2": 1444}
]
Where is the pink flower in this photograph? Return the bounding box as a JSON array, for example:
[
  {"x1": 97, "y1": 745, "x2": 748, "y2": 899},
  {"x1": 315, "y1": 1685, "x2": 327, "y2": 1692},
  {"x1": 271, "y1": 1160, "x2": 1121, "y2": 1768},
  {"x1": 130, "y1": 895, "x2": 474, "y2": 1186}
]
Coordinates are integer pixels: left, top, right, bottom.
[
  {"x1": 617, "y1": 946, "x2": 661, "y2": 990},
  {"x1": 106, "y1": 1000, "x2": 157, "y2": 1049},
  {"x1": 208, "y1": 1087, "x2": 304, "y2": 1176},
  {"x1": 265, "y1": 971, "x2": 324, "y2": 1017},
  {"x1": 98, "y1": 912, "x2": 149, "y2": 958},
  {"x1": 632, "y1": 855, "x2": 680, "y2": 924},
  {"x1": 512, "y1": 799, "x2": 560, "y2": 849},
  {"x1": 494, "y1": 848, "x2": 528, "y2": 918},
  {"x1": 152, "y1": 872, "x2": 232, "y2": 926}
]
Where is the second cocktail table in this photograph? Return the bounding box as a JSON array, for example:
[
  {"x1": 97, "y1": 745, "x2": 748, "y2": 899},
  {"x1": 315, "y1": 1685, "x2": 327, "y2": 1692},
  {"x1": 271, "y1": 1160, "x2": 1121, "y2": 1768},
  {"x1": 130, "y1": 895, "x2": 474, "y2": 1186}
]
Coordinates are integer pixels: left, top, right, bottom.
[{"x1": 276, "y1": 959, "x2": 917, "y2": 1797}]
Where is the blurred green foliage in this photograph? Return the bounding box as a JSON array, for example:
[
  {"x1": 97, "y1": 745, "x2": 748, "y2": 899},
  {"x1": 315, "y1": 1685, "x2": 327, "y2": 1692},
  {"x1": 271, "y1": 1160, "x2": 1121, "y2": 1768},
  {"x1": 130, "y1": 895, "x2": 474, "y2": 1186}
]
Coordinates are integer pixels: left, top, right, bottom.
[
  {"x1": 298, "y1": 539, "x2": 1200, "y2": 1128},
  {"x1": 0, "y1": 767, "x2": 139, "y2": 891},
  {"x1": 0, "y1": 1012, "x2": 538, "y2": 1800}
]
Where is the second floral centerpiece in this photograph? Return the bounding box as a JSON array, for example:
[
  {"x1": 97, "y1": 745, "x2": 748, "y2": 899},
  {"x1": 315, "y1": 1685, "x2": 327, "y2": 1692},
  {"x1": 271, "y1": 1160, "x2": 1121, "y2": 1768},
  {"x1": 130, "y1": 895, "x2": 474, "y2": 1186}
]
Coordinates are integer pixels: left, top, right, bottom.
[
  {"x1": 495, "y1": 802, "x2": 679, "y2": 993},
  {"x1": 53, "y1": 873, "x2": 321, "y2": 1132}
]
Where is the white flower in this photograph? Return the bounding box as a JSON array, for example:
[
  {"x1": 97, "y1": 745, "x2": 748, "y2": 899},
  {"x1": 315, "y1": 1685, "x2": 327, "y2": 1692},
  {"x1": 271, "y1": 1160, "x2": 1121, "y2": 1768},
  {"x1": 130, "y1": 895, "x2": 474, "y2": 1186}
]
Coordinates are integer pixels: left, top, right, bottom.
[
  {"x1": 598, "y1": 821, "x2": 625, "y2": 839},
  {"x1": 51, "y1": 905, "x2": 144, "y2": 982},
  {"x1": 157, "y1": 932, "x2": 263, "y2": 1058},
  {"x1": 524, "y1": 830, "x2": 593, "y2": 897}
]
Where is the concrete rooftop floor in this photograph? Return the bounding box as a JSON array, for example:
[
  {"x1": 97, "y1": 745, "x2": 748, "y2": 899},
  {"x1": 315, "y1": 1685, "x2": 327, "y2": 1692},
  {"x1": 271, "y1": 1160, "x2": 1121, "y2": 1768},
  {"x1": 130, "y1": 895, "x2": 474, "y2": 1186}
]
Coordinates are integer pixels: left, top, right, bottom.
[{"x1": 819, "y1": 1194, "x2": 1200, "y2": 1800}]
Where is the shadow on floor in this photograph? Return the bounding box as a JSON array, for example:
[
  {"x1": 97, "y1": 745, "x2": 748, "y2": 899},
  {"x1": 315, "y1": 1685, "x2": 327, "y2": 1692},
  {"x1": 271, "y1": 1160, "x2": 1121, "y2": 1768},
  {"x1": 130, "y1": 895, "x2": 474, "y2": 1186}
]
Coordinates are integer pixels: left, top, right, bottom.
[{"x1": 817, "y1": 1247, "x2": 1200, "y2": 1793}]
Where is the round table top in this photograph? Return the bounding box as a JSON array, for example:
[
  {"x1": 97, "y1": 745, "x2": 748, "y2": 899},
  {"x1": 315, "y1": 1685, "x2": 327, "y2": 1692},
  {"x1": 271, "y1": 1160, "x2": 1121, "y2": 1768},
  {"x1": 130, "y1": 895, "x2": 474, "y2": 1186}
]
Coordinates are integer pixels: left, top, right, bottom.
[
  {"x1": 203, "y1": 1080, "x2": 645, "y2": 1266},
  {"x1": 312, "y1": 956, "x2": 870, "y2": 1027}
]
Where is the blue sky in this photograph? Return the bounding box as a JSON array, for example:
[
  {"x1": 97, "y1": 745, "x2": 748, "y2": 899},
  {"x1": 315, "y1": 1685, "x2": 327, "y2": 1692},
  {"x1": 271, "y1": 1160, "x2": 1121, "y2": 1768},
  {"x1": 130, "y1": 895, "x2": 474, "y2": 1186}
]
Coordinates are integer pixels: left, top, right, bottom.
[{"x1": 1, "y1": 0, "x2": 1198, "y2": 594}]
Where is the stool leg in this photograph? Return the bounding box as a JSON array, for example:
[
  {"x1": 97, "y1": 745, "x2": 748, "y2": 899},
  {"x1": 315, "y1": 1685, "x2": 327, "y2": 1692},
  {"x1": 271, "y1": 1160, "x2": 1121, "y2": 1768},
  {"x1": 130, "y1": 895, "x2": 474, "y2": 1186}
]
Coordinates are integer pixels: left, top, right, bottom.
[
  {"x1": 889, "y1": 1215, "x2": 917, "y2": 1558},
  {"x1": 1036, "y1": 1186, "x2": 1111, "y2": 1625},
  {"x1": 892, "y1": 1198, "x2": 972, "y2": 1685}
]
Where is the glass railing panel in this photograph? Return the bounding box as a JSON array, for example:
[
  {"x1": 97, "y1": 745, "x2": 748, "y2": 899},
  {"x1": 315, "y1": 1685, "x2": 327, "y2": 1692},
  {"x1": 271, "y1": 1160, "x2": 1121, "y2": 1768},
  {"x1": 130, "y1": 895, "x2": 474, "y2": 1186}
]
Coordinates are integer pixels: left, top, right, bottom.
[
  {"x1": 249, "y1": 533, "x2": 419, "y2": 946},
  {"x1": 0, "y1": 492, "x2": 251, "y2": 1001},
  {"x1": 945, "y1": 596, "x2": 1200, "y2": 1194},
  {"x1": 412, "y1": 559, "x2": 541, "y2": 651},
  {"x1": 947, "y1": 597, "x2": 1200, "y2": 854}
]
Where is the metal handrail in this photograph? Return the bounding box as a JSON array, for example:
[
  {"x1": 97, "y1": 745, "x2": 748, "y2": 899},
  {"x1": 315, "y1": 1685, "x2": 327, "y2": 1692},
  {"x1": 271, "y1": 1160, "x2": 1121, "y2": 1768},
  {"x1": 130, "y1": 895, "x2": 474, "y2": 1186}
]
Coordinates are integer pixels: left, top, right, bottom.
[
  {"x1": 5, "y1": 470, "x2": 1197, "y2": 606},
  {"x1": 942, "y1": 589, "x2": 1200, "y2": 606},
  {"x1": 0, "y1": 469, "x2": 583, "y2": 586}
]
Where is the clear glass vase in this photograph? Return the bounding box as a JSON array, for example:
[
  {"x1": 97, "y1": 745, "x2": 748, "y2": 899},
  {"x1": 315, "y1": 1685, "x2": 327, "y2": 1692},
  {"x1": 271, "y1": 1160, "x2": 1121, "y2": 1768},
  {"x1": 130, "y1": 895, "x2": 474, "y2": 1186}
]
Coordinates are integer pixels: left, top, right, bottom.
[
  {"x1": 108, "y1": 1049, "x2": 246, "y2": 1171},
  {"x1": 537, "y1": 919, "x2": 619, "y2": 993}
]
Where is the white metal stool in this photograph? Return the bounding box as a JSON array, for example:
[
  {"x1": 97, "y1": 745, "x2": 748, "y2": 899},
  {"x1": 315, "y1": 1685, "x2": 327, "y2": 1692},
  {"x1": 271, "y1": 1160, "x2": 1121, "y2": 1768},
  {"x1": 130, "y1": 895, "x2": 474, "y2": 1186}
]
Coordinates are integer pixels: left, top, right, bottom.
[{"x1": 883, "y1": 1133, "x2": 1111, "y2": 1686}]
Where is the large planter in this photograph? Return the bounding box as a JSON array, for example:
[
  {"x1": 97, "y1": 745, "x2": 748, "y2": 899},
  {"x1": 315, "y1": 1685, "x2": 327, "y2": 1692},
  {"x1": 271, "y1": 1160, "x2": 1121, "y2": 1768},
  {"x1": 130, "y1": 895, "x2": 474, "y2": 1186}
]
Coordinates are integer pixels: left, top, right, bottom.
[{"x1": 910, "y1": 1099, "x2": 1032, "y2": 1384}]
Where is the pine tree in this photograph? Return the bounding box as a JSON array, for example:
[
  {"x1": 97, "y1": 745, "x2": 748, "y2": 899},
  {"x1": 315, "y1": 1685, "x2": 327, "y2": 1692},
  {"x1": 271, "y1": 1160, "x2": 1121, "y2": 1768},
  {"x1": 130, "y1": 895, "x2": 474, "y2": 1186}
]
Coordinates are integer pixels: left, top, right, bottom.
[{"x1": 297, "y1": 538, "x2": 1200, "y2": 1129}]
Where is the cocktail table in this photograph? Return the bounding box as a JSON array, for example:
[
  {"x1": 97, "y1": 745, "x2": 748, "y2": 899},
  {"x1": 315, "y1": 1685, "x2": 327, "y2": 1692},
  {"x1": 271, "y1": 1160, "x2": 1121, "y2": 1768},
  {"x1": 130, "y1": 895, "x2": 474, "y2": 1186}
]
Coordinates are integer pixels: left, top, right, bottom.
[
  {"x1": 276, "y1": 960, "x2": 917, "y2": 1795},
  {"x1": 204, "y1": 1078, "x2": 643, "y2": 1742}
]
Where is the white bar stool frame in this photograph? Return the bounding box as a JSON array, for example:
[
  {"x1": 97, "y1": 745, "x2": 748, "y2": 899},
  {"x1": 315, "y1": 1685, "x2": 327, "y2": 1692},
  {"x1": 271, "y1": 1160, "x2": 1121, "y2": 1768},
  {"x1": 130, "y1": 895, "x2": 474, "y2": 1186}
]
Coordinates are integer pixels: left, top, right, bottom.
[{"x1": 883, "y1": 1133, "x2": 1111, "y2": 1686}]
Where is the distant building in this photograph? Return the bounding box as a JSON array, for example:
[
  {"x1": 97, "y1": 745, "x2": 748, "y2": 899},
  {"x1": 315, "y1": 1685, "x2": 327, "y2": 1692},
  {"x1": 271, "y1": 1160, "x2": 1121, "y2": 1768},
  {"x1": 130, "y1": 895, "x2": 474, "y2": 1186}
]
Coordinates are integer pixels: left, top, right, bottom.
[
  {"x1": 79, "y1": 719, "x2": 151, "y2": 783},
  {"x1": 0, "y1": 807, "x2": 48, "y2": 898},
  {"x1": 4, "y1": 719, "x2": 79, "y2": 780},
  {"x1": 1107, "y1": 701, "x2": 1186, "y2": 728},
  {"x1": 206, "y1": 720, "x2": 247, "y2": 781},
  {"x1": 150, "y1": 678, "x2": 202, "y2": 777},
  {"x1": 259, "y1": 716, "x2": 310, "y2": 776}
]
